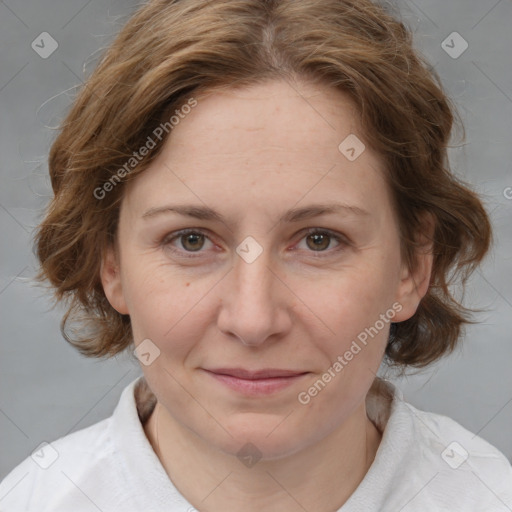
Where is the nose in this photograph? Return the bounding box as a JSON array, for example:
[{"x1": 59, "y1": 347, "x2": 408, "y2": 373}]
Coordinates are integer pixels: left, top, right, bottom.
[{"x1": 216, "y1": 242, "x2": 292, "y2": 347}]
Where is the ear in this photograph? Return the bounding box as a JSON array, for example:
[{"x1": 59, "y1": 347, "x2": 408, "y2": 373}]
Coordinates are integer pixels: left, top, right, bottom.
[
  {"x1": 393, "y1": 212, "x2": 435, "y2": 322},
  {"x1": 100, "y1": 243, "x2": 129, "y2": 315}
]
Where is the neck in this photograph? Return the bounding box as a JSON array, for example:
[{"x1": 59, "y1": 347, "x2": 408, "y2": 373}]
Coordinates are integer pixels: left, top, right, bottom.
[{"x1": 144, "y1": 400, "x2": 382, "y2": 511}]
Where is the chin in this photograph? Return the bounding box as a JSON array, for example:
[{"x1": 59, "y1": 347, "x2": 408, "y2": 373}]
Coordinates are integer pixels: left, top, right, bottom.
[{"x1": 207, "y1": 419, "x2": 310, "y2": 462}]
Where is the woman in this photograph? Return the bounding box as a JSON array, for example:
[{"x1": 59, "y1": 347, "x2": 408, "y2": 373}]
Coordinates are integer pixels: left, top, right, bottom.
[{"x1": 1, "y1": 0, "x2": 511, "y2": 510}]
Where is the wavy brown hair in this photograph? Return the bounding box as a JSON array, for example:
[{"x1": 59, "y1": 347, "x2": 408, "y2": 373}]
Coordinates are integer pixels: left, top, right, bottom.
[{"x1": 34, "y1": 0, "x2": 492, "y2": 368}]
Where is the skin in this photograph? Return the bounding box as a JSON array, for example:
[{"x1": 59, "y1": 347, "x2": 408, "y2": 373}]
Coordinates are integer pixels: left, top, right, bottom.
[{"x1": 101, "y1": 78, "x2": 433, "y2": 511}]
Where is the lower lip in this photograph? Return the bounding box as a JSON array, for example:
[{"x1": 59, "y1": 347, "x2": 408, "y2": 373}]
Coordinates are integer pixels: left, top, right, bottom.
[{"x1": 204, "y1": 371, "x2": 309, "y2": 396}]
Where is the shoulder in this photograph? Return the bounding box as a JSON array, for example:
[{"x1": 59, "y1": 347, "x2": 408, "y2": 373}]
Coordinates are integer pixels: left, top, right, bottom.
[
  {"x1": 0, "y1": 377, "x2": 151, "y2": 512},
  {"x1": 0, "y1": 416, "x2": 115, "y2": 511},
  {"x1": 409, "y1": 401, "x2": 512, "y2": 469},
  {"x1": 363, "y1": 379, "x2": 512, "y2": 510},
  {"x1": 396, "y1": 397, "x2": 512, "y2": 508}
]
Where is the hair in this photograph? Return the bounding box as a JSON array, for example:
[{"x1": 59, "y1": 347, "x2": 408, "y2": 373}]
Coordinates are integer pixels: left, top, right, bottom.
[{"x1": 34, "y1": 0, "x2": 492, "y2": 370}]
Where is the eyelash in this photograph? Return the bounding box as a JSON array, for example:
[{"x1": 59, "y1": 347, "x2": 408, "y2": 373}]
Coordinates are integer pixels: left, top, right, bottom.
[{"x1": 161, "y1": 228, "x2": 349, "y2": 259}]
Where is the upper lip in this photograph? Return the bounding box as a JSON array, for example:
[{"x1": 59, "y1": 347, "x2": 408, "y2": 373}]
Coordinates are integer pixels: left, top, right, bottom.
[{"x1": 204, "y1": 368, "x2": 308, "y2": 379}]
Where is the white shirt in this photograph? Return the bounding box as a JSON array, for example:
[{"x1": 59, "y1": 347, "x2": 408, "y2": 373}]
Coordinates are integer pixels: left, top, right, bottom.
[{"x1": 1, "y1": 376, "x2": 511, "y2": 511}]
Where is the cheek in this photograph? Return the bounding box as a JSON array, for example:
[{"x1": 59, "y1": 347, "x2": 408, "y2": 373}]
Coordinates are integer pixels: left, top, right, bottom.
[
  {"x1": 121, "y1": 260, "x2": 180, "y2": 336},
  {"x1": 301, "y1": 260, "x2": 398, "y2": 369},
  {"x1": 312, "y1": 265, "x2": 396, "y2": 333},
  {"x1": 122, "y1": 259, "x2": 218, "y2": 358}
]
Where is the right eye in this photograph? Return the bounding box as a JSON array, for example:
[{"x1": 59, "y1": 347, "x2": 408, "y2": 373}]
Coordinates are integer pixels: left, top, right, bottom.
[{"x1": 161, "y1": 229, "x2": 216, "y2": 258}]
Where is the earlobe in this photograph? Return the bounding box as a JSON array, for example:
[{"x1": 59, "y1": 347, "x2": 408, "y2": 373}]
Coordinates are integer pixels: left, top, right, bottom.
[
  {"x1": 100, "y1": 245, "x2": 129, "y2": 315},
  {"x1": 393, "y1": 213, "x2": 435, "y2": 322}
]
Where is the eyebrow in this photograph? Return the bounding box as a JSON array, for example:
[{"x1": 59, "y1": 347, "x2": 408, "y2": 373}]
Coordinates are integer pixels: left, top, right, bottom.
[{"x1": 141, "y1": 202, "x2": 370, "y2": 224}]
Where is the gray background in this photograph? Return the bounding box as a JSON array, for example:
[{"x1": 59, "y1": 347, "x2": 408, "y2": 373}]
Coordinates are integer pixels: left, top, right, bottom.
[{"x1": 1, "y1": 0, "x2": 511, "y2": 481}]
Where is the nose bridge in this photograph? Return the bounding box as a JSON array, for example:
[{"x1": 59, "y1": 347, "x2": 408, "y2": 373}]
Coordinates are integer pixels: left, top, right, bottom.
[
  {"x1": 232, "y1": 236, "x2": 275, "y2": 304},
  {"x1": 217, "y1": 234, "x2": 288, "y2": 345}
]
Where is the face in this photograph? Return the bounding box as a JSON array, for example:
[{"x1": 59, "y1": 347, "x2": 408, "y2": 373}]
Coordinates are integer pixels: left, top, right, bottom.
[{"x1": 101, "y1": 79, "x2": 431, "y2": 460}]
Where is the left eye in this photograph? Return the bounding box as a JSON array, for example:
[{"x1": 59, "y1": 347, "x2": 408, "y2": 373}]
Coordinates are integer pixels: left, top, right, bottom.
[{"x1": 296, "y1": 228, "x2": 345, "y2": 253}]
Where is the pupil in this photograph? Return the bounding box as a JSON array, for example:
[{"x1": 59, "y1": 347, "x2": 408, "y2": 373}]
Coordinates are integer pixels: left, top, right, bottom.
[
  {"x1": 184, "y1": 233, "x2": 203, "y2": 251},
  {"x1": 309, "y1": 233, "x2": 329, "y2": 250}
]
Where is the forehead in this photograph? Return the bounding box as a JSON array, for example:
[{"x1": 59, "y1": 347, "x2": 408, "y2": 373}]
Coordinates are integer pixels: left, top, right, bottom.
[
  {"x1": 169, "y1": 79, "x2": 364, "y2": 161},
  {"x1": 123, "y1": 79, "x2": 390, "y2": 222}
]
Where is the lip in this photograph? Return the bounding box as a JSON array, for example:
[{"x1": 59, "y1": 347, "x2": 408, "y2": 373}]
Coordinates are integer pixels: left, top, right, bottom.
[
  {"x1": 206, "y1": 368, "x2": 308, "y2": 379},
  {"x1": 202, "y1": 368, "x2": 309, "y2": 396}
]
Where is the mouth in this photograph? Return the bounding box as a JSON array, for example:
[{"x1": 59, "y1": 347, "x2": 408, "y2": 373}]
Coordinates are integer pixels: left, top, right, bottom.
[{"x1": 202, "y1": 368, "x2": 310, "y2": 396}]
